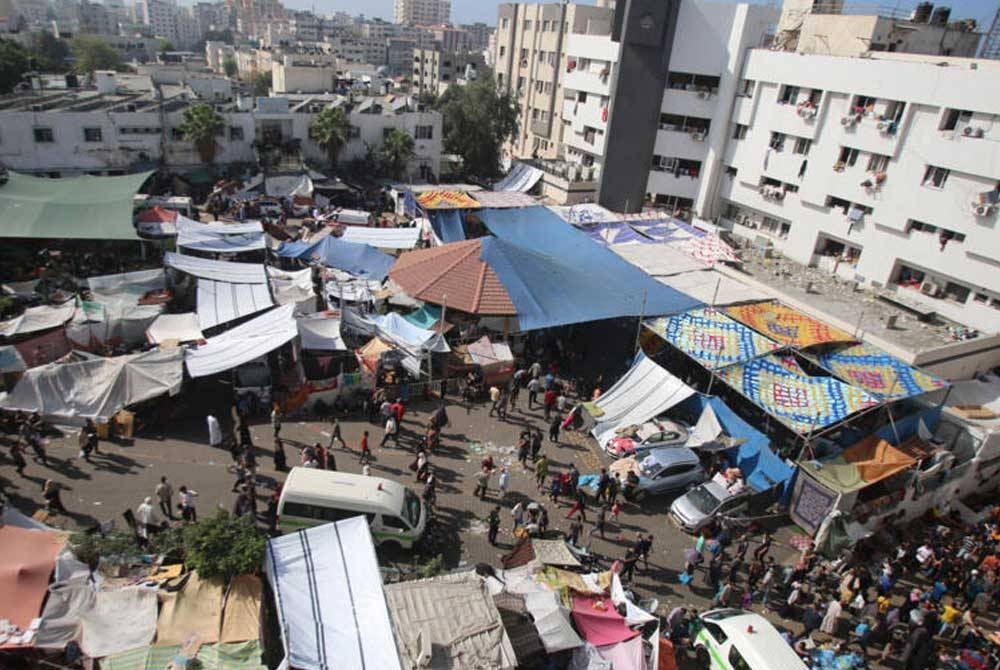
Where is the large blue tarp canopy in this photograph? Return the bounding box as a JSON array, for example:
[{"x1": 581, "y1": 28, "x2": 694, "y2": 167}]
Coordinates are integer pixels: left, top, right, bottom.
[
  {"x1": 277, "y1": 236, "x2": 395, "y2": 280},
  {"x1": 477, "y1": 207, "x2": 700, "y2": 329},
  {"x1": 682, "y1": 394, "x2": 795, "y2": 493},
  {"x1": 428, "y1": 210, "x2": 466, "y2": 243}
]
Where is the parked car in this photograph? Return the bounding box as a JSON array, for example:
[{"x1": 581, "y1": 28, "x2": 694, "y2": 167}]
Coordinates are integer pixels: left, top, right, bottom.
[
  {"x1": 604, "y1": 418, "x2": 689, "y2": 458},
  {"x1": 257, "y1": 198, "x2": 283, "y2": 216},
  {"x1": 669, "y1": 480, "x2": 751, "y2": 533},
  {"x1": 630, "y1": 447, "x2": 706, "y2": 501}
]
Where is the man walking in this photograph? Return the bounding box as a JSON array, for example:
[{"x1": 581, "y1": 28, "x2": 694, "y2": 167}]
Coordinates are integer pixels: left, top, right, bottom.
[
  {"x1": 488, "y1": 385, "x2": 501, "y2": 417},
  {"x1": 359, "y1": 431, "x2": 372, "y2": 465},
  {"x1": 474, "y1": 466, "x2": 492, "y2": 499},
  {"x1": 527, "y1": 377, "x2": 541, "y2": 409},
  {"x1": 488, "y1": 506, "x2": 501, "y2": 546},
  {"x1": 535, "y1": 454, "x2": 549, "y2": 489},
  {"x1": 155, "y1": 476, "x2": 175, "y2": 519},
  {"x1": 178, "y1": 485, "x2": 198, "y2": 522},
  {"x1": 595, "y1": 468, "x2": 610, "y2": 503},
  {"x1": 329, "y1": 417, "x2": 346, "y2": 449},
  {"x1": 270, "y1": 405, "x2": 282, "y2": 439}
]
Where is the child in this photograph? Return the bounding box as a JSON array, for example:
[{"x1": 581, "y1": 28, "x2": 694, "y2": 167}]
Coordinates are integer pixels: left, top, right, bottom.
[
  {"x1": 359, "y1": 431, "x2": 372, "y2": 465},
  {"x1": 611, "y1": 501, "x2": 622, "y2": 524},
  {"x1": 498, "y1": 467, "x2": 510, "y2": 499}
]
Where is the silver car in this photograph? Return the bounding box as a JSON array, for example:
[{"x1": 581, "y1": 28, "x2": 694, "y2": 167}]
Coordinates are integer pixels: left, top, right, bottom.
[
  {"x1": 669, "y1": 480, "x2": 751, "y2": 532},
  {"x1": 631, "y1": 447, "x2": 706, "y2": 501}
]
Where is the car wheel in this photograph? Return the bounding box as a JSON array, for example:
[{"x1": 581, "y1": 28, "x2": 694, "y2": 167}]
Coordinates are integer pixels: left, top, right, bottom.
[
  {"x1": 378, "y1": 539, "x2": 403, "y2": 556},
  {"x1": 694, "y1": 646, "x2": 711, "y2": 668},
  {"x1": 632, "y1": 489, "x2": 647, "y2": 503}
]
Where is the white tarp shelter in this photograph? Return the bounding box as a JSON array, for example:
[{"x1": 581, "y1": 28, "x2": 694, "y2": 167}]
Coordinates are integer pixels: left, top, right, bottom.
[
  {"x1": 264, "y1": 516, "x2": 401, "y2": 670},
  {"x1": 268, "y1": 267, "x2": 315, "y2": 308},
  {"x1": 297, "y1": 315, "x2": 346, "y2": 351},
  {"x1": 335, "y1": 209, "x2": 372, "y2": 225},
  {"x1": 0, "y1": 345, "x2": 26, "y2": 372},
  {"x1": 87, "y1": 269, "x2": 165, "y2": 309},
  {"x1": 164, "y1": 252, "x2": 267, "y2": 284},
  {"x1": 494, "y1": 163, "x2": 544, "y2": 193},
  {"x1": 196, "y1": 279, "x2": 274, "y2": 330},
  {"x1": 0, "y1": 300, "x2": 76, "y2": 337},
  {"x1": 326, "y1": 278, "x2": 382, "y2": 304},
  {"x1": 0, "y1": 348, "x2": 183, "y2": 421},
  {"x1": 176, "y1": 216, "x2": 265, "y2": 253},
  {"x1": 340, "y1": 226, "x2": 420, "y2": 250},
  {"x1": 185, "y1": 304, "x2": 297, "y2": 378},
  {"x1": 67, "y1": 302, "x2": 163, "y2": 348},
  {"x1": 610, "y1": 243, "x2": 708, "y2": 276},
  {"x1": 265, "y1": 174, "x2": 313, "y2": 199},
  {"x1": 589, "y1": 352, "x2": 694, "y2": 447},
  {"x1": 523, "y1": 591, "x2": 583, "y2": 654},
  {"x1": 654, "y1": 270, "x2": 770, "y2": 306},
  {"x1": 145, "y1": 313, "x2": 204, "y2": 344}
]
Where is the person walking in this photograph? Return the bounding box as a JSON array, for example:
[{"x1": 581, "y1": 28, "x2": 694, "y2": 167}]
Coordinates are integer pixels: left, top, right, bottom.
[
  {"x1": 359, "y1": 431, "x2": 372, "y2": 465},
  {"x1": 608, "y1": 473, "x2": 621, "y2": 505},
  {"x1": 530, "y1": 360, "x2": 542, "y2": 380},
  {"x1": 543, "y1": 387, "x2": 556, "y2": 421},
  {"x1": 497, "y1": 387, "x2": 509, "y2": 421},
  {"x1": 517, "y1": 436, "x2": 530, "y2": 468},
  {"x1": 621, "y1": 548, "x2": 639, "y2": 583},
  {"x1": 474, "y1": 466, "x2": 491, "y2": 499},
  {"x1": 565, "y1": 487, "x2": 588, "y2": 522},
  {"x1": 535, "y1": 455, "x2": 549, "y2": 489},
  {"x1": 589, "y1": 505, "x2": 608, "y2": 542},
  {"x1": 273, "y1": 439, "x2": 288, "y2": 472},
  {"x1": 548, "y1": 416, "x2": 561, "y2": 443},
  {"x1": 315, "y1": 443, "x2": 328, "y2": 470},
  {"x1": 527, "y1": 377, "x2": 541, "y2": 409},
  {"x1": 549, "y1": 474, "x2": 562, "y2": 505},
  {"x1": 270, "y1": 405, "x2": 282, "y2": 439},
  {"x1": 329, "y1": 417, "x2": 347, "y2": 449},
  {"x1": 754, "y1": 532, "x2": 773, "y2": 562},
  {"x1": 136, "y1": 497, "x2": 160, "y2": 545},
  {"x1": 508, "y1": 380, "x2": 520, "y2": 412},
  {"x1": 488, "y1": 506, "x2": 501, "y2": 546},
  {"x1": 10, "y1": 443, "x2": 27, "y2": 476},
  {"x1": 381, "y1": 414, "x2": 397, "y2": 448},
  {"x1": 43, "y1": 480, "x2": 66, "y2": 514},
  {"x1": 266, "y1": 490, "x2": 280, "y2": 534},
  {"x1": 567, "y1": 518, "x2": 583, "y2": 547},
  {"x1": 638, "y1": 533, "x2": 654, "y2": 570},
  {"x1": 498, "y1": 467, "x2": 510, "y2": 499},
  {"x1": 530, "y1": 430, "x2": 542, "y2": 461},
  {"x1": 155, "y1": 476, "x2": 175, "y2": 519},
  {"x1": 179, "y1": 485, "x2": 198, "y2": 522},
  {"x1": 595, "y1": 468, "x2": 610, "y2": 503},
  {"x1": 488, "y1": 385, "x2": 501, "y2": 417}
]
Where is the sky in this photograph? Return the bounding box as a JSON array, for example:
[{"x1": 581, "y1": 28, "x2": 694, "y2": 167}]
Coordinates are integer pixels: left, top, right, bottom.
[{"x1": 278, "y1": 0, "x2": 999, "y2": 30}]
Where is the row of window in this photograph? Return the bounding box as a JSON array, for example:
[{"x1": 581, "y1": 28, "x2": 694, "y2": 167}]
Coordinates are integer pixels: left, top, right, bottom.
[
  {"x1": 31, "y1": 124, "x2": 434, "y2": 144},
  {"x1": 499, "y1": 17, "x2": 566, "y2": 33}
]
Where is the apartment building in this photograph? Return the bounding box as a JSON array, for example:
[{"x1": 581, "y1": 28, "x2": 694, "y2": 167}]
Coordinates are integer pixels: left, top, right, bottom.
[
  {"x1": 137, "y1": 0, "x2": 179, "y2": 42},
  {"x1": 460, "y1": 22, "x2": 492, "y2": 51},
  {"x1": 394, "y1": 0, "x2": 449, "y2": 27},
  {"x1": 78, "y1": 0, "x2": 118, "y2": 36},
  {"x1": 411, "y1": 47, "x2": 481, "y2": 96},
  {"x1": 493, "y1": 1, "x2": 614, "y2": 161}
]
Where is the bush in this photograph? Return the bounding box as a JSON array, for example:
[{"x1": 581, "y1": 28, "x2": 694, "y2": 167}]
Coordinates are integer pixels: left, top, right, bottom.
[
  {"x1": 70, "y1": 530, "x2": 142, "y2": 567},
  {"x1": 181, "y1": 510, "x2": 265, "y2": 579}
]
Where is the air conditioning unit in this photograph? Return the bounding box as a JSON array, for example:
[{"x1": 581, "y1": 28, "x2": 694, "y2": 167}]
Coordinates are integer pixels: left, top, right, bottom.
[
  {"x1": 921, "y1": 281, "x2": 941, "y2": 297},
  {"x1": 876, "y1": 120, "x2": 889, "y2": 131},
  {"x1": 697, "y1": 90, "x2": 709, "y2": 99},
  {"x1": 840, "y1": 115, "x2": 855, "y2": 126},
  {"x1": 692, "y1": 132, "x2": 706, "y2": 142},
  {"x1": 972, "y1": 203, "x2": 994, "y2": 217}
]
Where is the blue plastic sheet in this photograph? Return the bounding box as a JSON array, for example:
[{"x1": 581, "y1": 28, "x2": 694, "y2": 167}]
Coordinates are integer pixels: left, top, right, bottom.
[
  {"x1": 429, "y1": 210, "x2": 466, "y2": 243},
  {"x1": 277, "y1": 236, "x2": 394, "y2": 280}
]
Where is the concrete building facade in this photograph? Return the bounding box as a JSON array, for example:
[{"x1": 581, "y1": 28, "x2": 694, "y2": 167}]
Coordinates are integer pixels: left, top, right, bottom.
[
  {"x1": 411, "y1": 47, "x2": 481, "y2": 96},
  {"x1": 394, "y1": 0, "x2": 449, "y2": 27}
]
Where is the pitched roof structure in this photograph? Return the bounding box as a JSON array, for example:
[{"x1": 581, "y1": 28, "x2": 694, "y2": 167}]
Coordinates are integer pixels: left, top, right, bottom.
[{"x1": 389, "y1": 240, "x2": 517, "y2": 316}]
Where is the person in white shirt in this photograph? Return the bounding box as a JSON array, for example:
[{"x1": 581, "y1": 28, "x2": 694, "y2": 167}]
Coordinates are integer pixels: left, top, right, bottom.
[
  {"x1": 178, "y1": 486, "x2": 198, "y2": 522},
  {"x1": 136, "y1": 497, "x2": 160, "y2": 541}
]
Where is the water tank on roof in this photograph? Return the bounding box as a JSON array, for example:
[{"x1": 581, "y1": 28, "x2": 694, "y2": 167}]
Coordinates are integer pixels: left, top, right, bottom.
[
  {"x1": 911, "y1": 2, "x2": 933, "y2": 23},
  {"x1": 930, "y1": 6, "x2": 951, "y2": 26}
]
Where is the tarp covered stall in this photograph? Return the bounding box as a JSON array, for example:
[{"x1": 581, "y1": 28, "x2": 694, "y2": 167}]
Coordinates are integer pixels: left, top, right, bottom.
[
  {"x1": 0, "y1": 348, "x2": 184, "y2": 422},
  {"x1": 341, "y1": 226, "x2": 421, "y2": 250},
  {"x1": 466, "y1": 336, "x2": 515, "y2": 381},
  {"x1": 196, "y1": 279, "x2": 274, "y2": 330},
  {"x1": 586, "y1": 353, "x2": 694, "y2": 447},
  {"x1": 80, "y1": 587, "x2": 159, "y2": 658},
  {"x1": 416, "y1": 190, "x2": 480, "y2": 210},
  {"x1": 146, "y1": 313, "x2": 204, "y2": 344},
  {"x1": 185, "y1": 305, "x2": 297, "y2": 378},
  {"x1": 816, "y1": 342, "x2": 949, "y2": 400},
  {"x1": 0, "y1": 344, "x2": 26, "y2": 372},
  {"x1": 264, "y1": 516, "x2": 401, "y2": 670},
  {"x1": 0, "y1": 300, "x2": 76, "y2": 337},
  {"x1": 0, "y1": 171, "x2": 151, "y2": 240},
  {"x1": 176, "y1": 217, "x2": 266, "y2": 254},
  {"x1": 343, "y1": 309, "x2": 450, "y2": 357},
  {"x1": 277, "y1": 237, "x2": 394, "y2": 281},
  {"x1": 654, "y1": 270, "x2": 771, "y2": 306},
  {"x1": 570, "y1": 594, "x2": 639, "y2": 647},
  {"x1": 645, "y1": 308, "x2": 781, "y2": 370},
  {"x1": 716, "y1": 354, "x2": 880, "y2": 435},
  {"x1": 164, "y1": 252, "x2": 268, "y2": 284},
  {"x1": 428, "y1": 210, "x2": 466, "y2": 243},
  {"x1": 297, "y1": 314, "x2": 346, "y2": 350},
  {"x1": 726, "y1": 301, "x2": 855, "y2": 348},
  {"x1": 493, "y1": 163, "x2": 544, "y2": 193},
  {"x1": 265, "y1": 174, "x2": 313, "y2": 199},
  {"x1": 523, "y1": 591, "x2": 583, "y2": 654},
  {"x1": 88, "y1": 269, "x2": 166, "y2": 308},
  {"x1": 0, "y1": 525, "x2": 63, "y2": 642},
  {"x1": 66, "y1": 302, "x2": 164, "y2": 350},
  {"x1": 384, "y1": 571, "x2": 516, "y2": 670},
  {"x1": 155, "y1": 572, "x2": 224, "y2": 647},
  {"x1": 267, "y1": 267, "x2": 315, "y2": 309},
  {"x1": 472, "y1": 191, "x2": 539, "y2": 209}
]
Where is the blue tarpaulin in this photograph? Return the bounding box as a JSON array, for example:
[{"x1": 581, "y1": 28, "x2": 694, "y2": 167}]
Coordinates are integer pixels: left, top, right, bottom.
[
  {"x1": 681, "y1": 394, "x2": 794, "y2": 493},
  {"x1": 477, "y1": 208, "x2": 700, "y2": 329},
  {"x1": 277, "y1": 236, "x2": 395, "y2": 280},
  {"x1": 429, "y1": 210, "x2": 466, "y2": 243},
  {"x1": 404, "y1": 304, "x2": 442, "y2": 330}
]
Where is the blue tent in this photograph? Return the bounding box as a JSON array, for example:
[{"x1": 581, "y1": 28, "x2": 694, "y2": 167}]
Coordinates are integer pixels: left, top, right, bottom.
[
  {"x1": 277, "y1": 236, "x2": 395, "y2": 280},
  {"x1": 428, "y1": 210, "x2": 466, "y2": 243},
  {"x1": 477, "y1": 207, "x2": 700, "y2": 324}
]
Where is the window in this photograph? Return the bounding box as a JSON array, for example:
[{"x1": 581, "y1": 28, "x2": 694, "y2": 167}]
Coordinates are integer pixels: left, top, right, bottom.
[
  {"x1": 769, "y1": 132, "x2": 786, "y2": 151},
  {"x1": 739, "y1": 79, "x2": 755, "y2": 98},
  {"x1": 499, "y1": 46, "x2": 505, "y2": 57},
  {"x1": 778, "y1": 84, "x2": 799, "y2": 104},
  {"x1": 853, "y1": 94, "x2": 876, "y2": 111},
  {"x1": 838, "y1": 147, "x2": 860, "y2": 167},
  {"x1": 729, "y1": 647, "x2": 751, "y2": 670},
  {"x1": 520, "y1": 48, "x2": 528, "y2": 60},
  {"x1": 501, "y1": 17, "x2": 509, "y2": 29},
  {"x1": 761, "y1": 217, "x2": 791, "y2": 238},
  {"x1": 944, "y1": 281, "x2": 971, "y2": 303},
  {"x1": 703, "y1": 622, "x2": 728, "y2": 644},
  {"x1": 523, "y1": 19, "x2": 531, "y2": 31},
  {"x1": 867, "y1": 153, "x2": 889, "y2": 173},
  {"x1": 83, "y1": 127, "x2": 102, "y2": 142},
  {"x1": 120, "y1": 127, "x2": 161, "y2": 135},
  {"x1": 807, "y1": 88, "x2": 823, "y2": 105},
  {"x1": 793, "y1": 137, "x2": 812, "y2": 155},
  {"x1": 732, "y1": 124, "x2": 748, "y2": 140},
  {"x1": 548, "y1": 52, "x2": 557, "y2": 66},
  {"x1": 542, "y1": 20, "x2": 550, "y2": 31},
  {"x1": 33, "y1": 127, "x2": 54, "y2": 143},
  {"x1": 660, "y1": 464, "x2": 696, "y2": 478},
  {"x1": 229, "y1": 126, "x2": 243, "y2": 140},
  {"x1": 922, "y1": 166, "x2": 949, "y2": 189},
  {"x1": 940, "y1": 108, "x2": 972, "y2": 131},
  {"x1": 415, "y1": 125, "x2": 433, "y2": 139},
  {"x1": 909, "y1": 220, "x2": 938, "y2": 234},
  {"x1": 543, "y1": 82, "x2": 552, "y2": 94},
  {"x1": 282, "y1": 502, "x2": 367, "y2": 523},
  {"x1": 381, "y1": 515, "x2": 409, "y2": 531},
  {"x1": 577, "y1": 91, "x2": 588, "y2": 103},
  {"x1": 584, "y1": 126, "x2": 596, "y2": 144},
  {"x1": 531, "y1": 108, "x2": 539, "y2": 120},
  {"x1": 382, "y1": 127, "x2": 393, "y2": 139}
]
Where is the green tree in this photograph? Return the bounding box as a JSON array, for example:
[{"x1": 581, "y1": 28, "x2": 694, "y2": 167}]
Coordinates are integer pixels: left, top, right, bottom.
[
  {"x1": 223, "y1": 55, "x2": 237, "y2": 78},
  {"x1": 70, "y1": 530, "x2": 143, "y2": 567},
  {"x1": 203, "y1": 29, "x2": 234, "y2": 44},
  {"x1": 380, "y1": 128, "x2": 415, "y2": 180},
  {"x1": 252, "y1": 70, "x2": 271, "y2": 96},
  {"x1": 30, "y1": 32, "x2": 70, "y2": 71},
  {"x1": 0, "y1": 39, "x2": 28, "y2": 93},
  {"x1": 71, "y1": 35, "x2": 120, "y2": 74},
  {"x1": 179, "y1": 103, "x2": 225, "y2": 165},
  {"x1": 437, "y1": 74, "x2": 518, "y2": 179},
  {"x1": 158, "y1": 38, "x2": 175, "y2": 52},
  {"x1": 309, "y1": 106, "x2": 352, "y2": 169},
  {"x1": 181, "y1": 510, "x2": 265, "y2": 579}
]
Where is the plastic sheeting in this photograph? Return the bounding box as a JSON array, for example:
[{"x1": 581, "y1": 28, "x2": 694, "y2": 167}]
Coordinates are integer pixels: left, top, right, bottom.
[
  {"x1": 429, "y1": 210, "x2": 466, "y2": 243},
  {"x1": 297, "y1": 314, "x2": 346, "y2": 350},
  {"x1": 265, "y1": 516, "x2": 401, "y2": 670},
  {"x1": 645, "y1": 307, "x2": 780, "y2": 370},
  {"x1": 80, "y1": 587, "x2": 158, "y2": 658},
  {"x1": 726, "y1": 301, "x2": 855, "y2": 348},
  {"x1": 219, "y1": 574, "x2": 262, "y2": 644},
  {"x1": 0, "y1": 525, "x2": 63, "y2": 637},
  {"x1": 493, "y1": 163, "x2": 544, "y2": 193},
  {"x1": 185, "y1": 305, "x2": 297, "y2": 378},
  {"x1": 610, "y1": 243, "x2": 708, "y2": 276},
  {"x1": 88, "y1": 269, "x2": 166, "y2": 308},
  {"x1": 341, "y1": 226, "x2": 421, "y2": 249},
  {"x1": 176, "y1": 216, "x2": 265, "y2": 254},
  {"x1": 472, "y1": 191, "x2": 539, "y2": 209},
  {"x1": 268, "y1": 267, "x2": 315, "y2": 308},
  {"x1": 146, "y1": 313, "x2": 204, "y2": 344},
  {"x1": 0, "y1": 345, "x2": 26, "y2": 372},
  {"x1": 0, "y1": 300, "x2": 76, "y2": 337},
  {"x1": 654, "y1": 270, "x2": 771, "y2": 306},
  {"x1": 102, "y1": 641, "x2": 266, "y2": 670},
  {"x1": 416, "y1": 190, "x2": 480, "y2": 209},
  {"x1": 523, "y1": 591, "x2": 583, "y2": 653},
  {"x1": 589, "y1": 353, "x2": 694, "y2": 447},
  {"x1": 67, "y1": 302, "x2": 163, "y2": 349},
  {"x1": 155, "y1": 572, "x2": 224, "y2": 646},
  {"x1": 816, "y1": 342, "x2": 949, "y2": 400},
  {"x1": 196, "y1": 279, "x2": 274, "y2": 330},
  {"x1": 0, "y1": 348, "x2": 184, "y2": 421},
  {"x1": 164, "y1": 252, "x2": 268, "y2": 284},
  {"x1": 570, "y1": 595, "x2": 639, "y2": 647},
  {"x1": 277, "y1": 237, "x2": 394, "y2": 280},
  {"x1": 343, "y1": 308, "x2": 450, "y2": 356}
]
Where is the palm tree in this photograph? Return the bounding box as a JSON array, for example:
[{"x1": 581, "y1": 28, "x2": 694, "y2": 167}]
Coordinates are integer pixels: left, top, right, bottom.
[
  {"x1": 309, "y1": 106, "x2": 351, "y2": 170},
  {"x1": 380, "y1": 129, "x2": 415, "y2": 180},
  {"x1": 179, "y1": 103, "x2": 224, "y2": 166}
]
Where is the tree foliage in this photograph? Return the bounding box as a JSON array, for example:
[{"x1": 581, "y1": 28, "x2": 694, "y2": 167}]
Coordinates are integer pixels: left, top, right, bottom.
[
  {"x1": 436, "y1": 75, "x2": 518, "y2": 179},
  {"x1": 252, "y1": 70, "x2": 271, "y2": 96},
  {"x1": 158, "y1": 39, "x2": 175, "y2": 53},
  {"x1": 179, "y1": 103, "x2": 224, "y2": 164},
  {"x1": 0, "y1": 39, "x2": 28, "y2": 94},
  {"x1": 310, "y1": 106, "x2": 352, "y2": 169},
  {"x1": 180, "y1": 510, "x2": 265, "y2": 579},
  {"x1": 380, "y1": 128, "x2": 415, "y2": 180},
  {"x1": 204, "y1": 29, "x2": 234, "y2": 45},
  {"x1": 30, "y1": 32, "x2": 70, "y2": 72},
  {"x1": 223, "y1": 55, "x2": 237, "y2": 78},
  {"x1": 71, "y1": 35, "x2": 120, "y2": 74},
  {"x1": 70, "y1": 530, "x2": 143, "y2": 567}
]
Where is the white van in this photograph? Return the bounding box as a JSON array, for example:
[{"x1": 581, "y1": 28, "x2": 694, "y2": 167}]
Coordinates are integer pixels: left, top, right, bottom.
[
  {"x1": 693, "y1": 609, "x2": 807, "y2": 670},
  {"x1": 277, "y1": 468, "x2": 426, "y2": 549}
]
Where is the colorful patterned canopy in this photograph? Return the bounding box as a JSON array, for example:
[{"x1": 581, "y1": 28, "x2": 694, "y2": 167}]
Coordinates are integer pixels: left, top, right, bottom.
[
  {"x1": 645, "y1": 308, "x2": 781, "y2": 369},
  {"x1": 726, "y1": 302, "x2": 856, "y2": 348},
  {"x1": 716, "y1": 354, "x2": 880, "y2": 434},
  {"x1": 415, "y1": 190, "x2": 481, "y2": 210},
  {"x1": 816, "y1": 342, "x2": 949, "y2": 399}
]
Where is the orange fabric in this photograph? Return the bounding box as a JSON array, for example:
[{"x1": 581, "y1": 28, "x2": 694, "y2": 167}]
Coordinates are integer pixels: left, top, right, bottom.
[
  {"x1": 658, "y1": 638, "x2": 678, "y2": 670},
  {"x1": 725, "y1": 301, "x2": 855, "y2": 348},
  {"x1": 841, "y1": 436, "x2": 917, "y2": 484},
  {"x1": 415, "y1": 190, "x2": 480, "y2": 210},
  {"x1": 0, "y1": 526, "x2": 63, "y2": 630}
]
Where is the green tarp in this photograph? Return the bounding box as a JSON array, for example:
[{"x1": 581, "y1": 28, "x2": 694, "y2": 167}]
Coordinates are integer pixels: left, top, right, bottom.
[
  {"x1": 102, "y1": 641, "x2": 266, "y2": 670},
  {"x1": 0, "y1": 171, "x2": 152, "y2": 240}
]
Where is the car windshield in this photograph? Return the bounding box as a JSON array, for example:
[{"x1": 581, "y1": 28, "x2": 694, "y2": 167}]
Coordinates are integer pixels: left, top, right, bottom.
[
  {"x1": 686, "y1": 485, "x2": 723, "y2": 514},
  {"x1": 401, "y1": 488, "x2": 422, "y2": 528},
  {"x1": 639, "y1": 454, "x2": 663, "y2": 478}
]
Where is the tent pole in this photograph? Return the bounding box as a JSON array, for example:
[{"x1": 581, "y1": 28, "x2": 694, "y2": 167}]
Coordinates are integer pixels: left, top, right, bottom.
[
  {"x1": 440, "y1": 294, "x2": 447, "y2": 334},
  {"x1": 633, "y1": 289, "x2": 647, "y2": 356},
  {"x1": 710, "y1": 276, "x2": 721, "y2": 307}
]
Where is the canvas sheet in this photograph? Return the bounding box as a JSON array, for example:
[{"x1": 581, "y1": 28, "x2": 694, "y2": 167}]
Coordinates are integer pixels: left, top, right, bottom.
[
  {"x1": 466, "y1": 336, "x2": 514, "y2": 367},
  {"x1": 609, "y1": 242, "x2": 709, "y2": 276},
  {"x1": 429, "y1": 210, "x2": 466, "y2": 243},
  {"x1": 177, "y1": 219, "x2": 265, "y2": 254},
  {"x1": 654, "y1": 270, "x2": 770, "y2": 306},
  {"x1": 531, "y1": 539, "x2": 581, "y2": 567},
  {"x1": 0, "y1": 525, "x2": 63, "y2": 636},
  {"x1": 626, "y1": 218, "x2": 703, "y2": 243},
  {"x1": 88, "y1": 268, "x2": 166, "y2": 310},
  {"x1": 102, "y1": 641, "x2": 266, "y2": 670},
  {"x1": 0, "y1": 345, "x2": 26, "y2": 372},
  {"x1": 176, "y1": 217, "x2": 263, "y2": 236},
  {"x1": 570, "y1": 595, "x2": 639, "y2": 647},
  {"x1": 816, "y1": 342, "x2": 948, "y2": 399},
  {"x1": 595, "y1": 636, "x2": 645, "y2": 670},
  {"x1": 196, "y1": 279, "x2": 274, "y2": 330},
  {"x1": 726, "y1": 302, "x2": 855, "y2": 348},
  {"x1": 791, "y1": 471, "x2": 840, "y2": 535},
  {"x1": 268, "y1": 267, "x2": 315, "y2": 307},
  {"x1": 185, "y1": 305, "x2": 297, "y2": 378},
  {"x1": 646, "y1": 307, "x2": 781, "y2": 370},
  {"x1": 493, "y1": 163, "x2": 544, "y2": 193},
  {"x1": 589, "y1": 352, "x2": 694, "y2": 447},
  {"x1": 472, "y1": 191, "x2": 538, "y2": 208},
  {"x1": 404, "y1": 305, "x2": 443, "y2": 330},
  {"x1": 326, "y1": 278, "x2": 383, "y2": 303},
  {"x1": 265, "y1": 174, "x2": 312, "y2": 198},
  {"x1": 146, "y1": 313, "x2": 204, "y2": 344},
  {"x1": 35, "y1": 573, "x2": 94, "y2": 649},
  {"x1": 277, "y1": 237, "x2": 394, "y2": 281},
  {"x1": 297, "y1": 314, "x2": 346, "y2": 350},
  {"x1": 155, "y1": 572, "x2": 225, "y2": 647},
  {"x1": 416, "y1": 189, "x2": 480, "y2": 209},
  {"x1": 580, "y1": 222, "x2": 656, "y2": 246},
  {"x1": 716, "y1": 354, "x2": 879, "y2": 435},
  {"x1": 13, "y1": 328, "x2": 71, "y2": 368},
  {"x1": 341, "y1": 225, "x2": 420, "y2": 249},
  {"x1": 265, "y1": 517, "x2": 401, "y2": 670},
  {"x1": 0, "y1": 300, "x2": 76, "y2": 337},
  {"x1": 67, "y1": 302, "x2": 163, "y2": 349},
  {"x1": 0, "y1": 348, "x2": 183, "y2": 421},
  {"x1": 841, "y1": 436, "x2": 918, "y2": 484},
  {"x1": 80, "y1": 586, "x2": 158, "y2": 658},
  {"x1": 523, "y1": 591, "x2": 582, "y2": 653},
  {"x1": 681, "y1": 233, "x2": 740, "y2": 265},
  {"x1": 220, "y1": 574, "x2": 261, "y2": 644},
  {"x1": 164, "y1": 252, "x2": 267, "y2": 284},
  {"x1": 343, "y1": 308, "x2": 450, "y2": 356}
]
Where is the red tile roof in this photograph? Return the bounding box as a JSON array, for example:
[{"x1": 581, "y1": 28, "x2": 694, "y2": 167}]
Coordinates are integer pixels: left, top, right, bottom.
[{"x1": 389, "y1": 239, "x2": 517, "y2": 316}]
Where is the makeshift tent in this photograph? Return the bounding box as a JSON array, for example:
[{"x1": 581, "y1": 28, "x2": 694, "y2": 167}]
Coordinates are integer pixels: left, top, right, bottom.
[
  {"x1": 472, "y1": 191, "x2": 539, "y2": 208},
  {"x1": 646, "y1": 308, "x2": 781, "y2": 370},
  {"x1": 344, "y1": 309, "x2": 450, "y2": 367},
  {"x1": 609, "y1": 243, "x2": 709, "y2": 276},
  {"x1": 334, "y1": 209, "x2": 373, "y2": 225},
  {"x1": 428, "y1": 210, "x2": 466, "y2": 243},
  {"x1": 466, "y1": 336, "x2": 514, "y2": 374},
  {"x1": 726, "y1": 301, "x2": 855, "y2": 348},
  {"x1": 0, "y1": 348, "x2": 183, "y2": 421},
  {"x1": 0, "y1": 525, "x2": 63, "y2": 645},
  {"x1": 326, "y1": 276, "x2": 383, "y2": 304},
  {"x1": 416, "y1": 189, "x2": 480, "y2": 209},
  {"x1": 654, "y1": 270, "x2": 771, "y2": 306},
  {"x1": 816, "y1": 342, "x2": 949, "y2": 400},
  {"x1": 66, "y1": 301, "x2": 163, "y2": 350},
  {"x1": 341, "y1": 225, "x2": 421, "y2": 249},
  {"x1": 268, "y1": 267, "x2": 315, "y2": 308},
  {"x1": 389, "y1": 240, "x2": 517, "y2": 316},
  {"x1": 88, "y1": 268, "x2": 166, "y2": 307},
  {"x1": 264, "y1": 516, "x2": 401, "y2": 670},
  {"x1": 523, "y1": 591, "x2": 583, "y2": 654},
  {"x1": 297, "y1": 314, "x2": 346, "y2": 350},
  {"x1": 493, "y1": 592, "x2": 546, "y2": 666},
  {"x1": 164, "y1": 252, "x2": 268, "y2": 284},
  {"x1": 716, "y1": 354, "x2": 880, "y2": 435},
  {"x1": 196, "y1": 279, "x2": 274, "y2": 330},
  {"x1": 80, "y1": 587, "x2": 159, "y2": 658},
  {"x1": 384, "y1": 571, "x2": 517, "y2": 670},
  {"x1": 404, "y1": 304, "x2": 448, "y2": 331},
  {"x1": 571, "y1": 595, "x2": 639, "y2": 647},
  {"x1": 0, "y1": 345, "x2": 26, "y2": 372},
  {"x1": 800, "y1": 436, "x2": 919, "y2": 494},
  {"x1": 493, "y1": 163, "x2": 544, "y2": 192},
  {"x1": 155, "y1": 572, "x2": 224, "y2": 646},
  {"x1": 0, "y1": 171, "x2": 151, "y2": 240},
  {"x1": 277, "y1": 237, "x2": 394, "y2": 281},
  {"x1": 102, "y1": 641, "x2": 266, "y2": 670},
  {"x1": 220, "y1": 574, "x2": 262, "y2": 644},
  {"x1": 586, "y1": 353, "x2": 694, "y2": 447},
  {"x1": 145, "y1": 313, "x2": 204, "y2": 344},
  {"x1": 265, "y1": 174, "x2": 312, "y2": 198},
  {"x1": 581, "y1": 221, "x2": 656, "y2": 247},
  {"x1": 176, "y1": 217, "x2": 265, "y2": 253},
  {"x1": 185, "y1": 305, "x2": 297, "y2": 378},
  {"x1": 0, "y1": 300, "x2": 76, "y2": 337}
]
